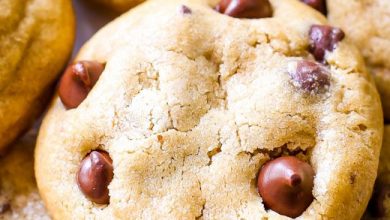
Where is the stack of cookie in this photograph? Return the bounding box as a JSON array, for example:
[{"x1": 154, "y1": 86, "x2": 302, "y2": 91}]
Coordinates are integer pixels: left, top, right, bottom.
[
  {"x1": 0, "y1": 0, "x2": 389, "y2": 219},
  {"x1": 0, "y1": 0, "x2": 74, "y2": 219}
]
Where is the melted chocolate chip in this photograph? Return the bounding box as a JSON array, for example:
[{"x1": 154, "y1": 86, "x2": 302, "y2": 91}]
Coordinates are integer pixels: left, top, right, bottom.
[
  {"x1": 300, "y1": 0, "x2": 327, "y2": 15},
  {"x1": 290, "y1": 60, "x2": 331, "y2": 93},
  {"x1": 368, "y1": 181, "x2": 390, "y2": 218},
  {"x1": 309, "y1": 25, "x2": 345, "y2": 62},
  {"x1": 258, "y1": 156, "x2": 314, "y2": 218},
  {"x1": 59, "y1": 61, "x2": 105, "y2": 109},
  {"x1": 77, "y1": 150, "x2": 113, "y2": 204},
  {"x1": 215, "y1": 0, "x2": 272, "y2": 19},
  {"x1": 180, "y1": 5, "x2": 192, "y2": 14}
]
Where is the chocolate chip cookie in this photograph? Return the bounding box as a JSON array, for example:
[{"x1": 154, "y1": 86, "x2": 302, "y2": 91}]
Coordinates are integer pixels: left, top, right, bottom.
[
  {"x1": 363, "y1": 125, "x2": 390, "y2": 219},
  {"x1": 300, "y1": 0, "x2": 390, "y2": 120},
  {"x1": 88, "y1": 0, "x2": 144, "y2": 12},
  {"x1": 35, "y1": 0, "x2": 383, "y2": 219},
  {"x1": 0, "y1": 130, "x2": 49, "y2": 220},
  {"x1": 0, "y1": 0, "x2": 75, "y2": 153}
]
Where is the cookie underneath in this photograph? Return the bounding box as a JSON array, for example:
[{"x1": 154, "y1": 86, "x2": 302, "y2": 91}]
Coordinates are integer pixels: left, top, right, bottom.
[
  {"x1": 363, "y1": 126, "x2": 390, "y2": 220},
  {"x1": 0, "y1": 0, "x2": 75, "y2": 153},
  {"x1": 0, "y1": 130, "x2": 49, "y2": 220}
]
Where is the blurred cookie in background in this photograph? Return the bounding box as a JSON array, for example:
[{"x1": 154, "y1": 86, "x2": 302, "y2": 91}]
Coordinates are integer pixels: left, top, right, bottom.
[
  {"x1": 0, "y1": 1, "x2": 121, "y2": 219},
  {"x1": 0, "y1": 0, "x2": 75, "y2": 153},
  {"x1": 364, "y1": 126, "x2": 390, "y2": 220},
  {"x1": 0, "y1": 130, "x2": 49, "y2": 220},
  {"x1": 371, "y1": 69, "x2": 390, "y2": 123},
  {"x1": 327, "y1": 0, "x2": 390, "y2": 121},
  {"x1": 300, "y1": 0, "x2": 390, "y2": 120}
]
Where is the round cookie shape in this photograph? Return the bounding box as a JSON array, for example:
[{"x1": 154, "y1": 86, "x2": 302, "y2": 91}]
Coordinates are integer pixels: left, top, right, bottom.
[
  {"x1": 0, "y1": 131, "x2": 49, "y2": 219},
  {"x1": 300, "y1": 0, "x2": 390, "y2": 120},
  {"x1": 0, "y1": 0, "x2": 75, "y2": 152},
  {"x1": 35, "y1": 0, "x2": 383, "y2": 219}
]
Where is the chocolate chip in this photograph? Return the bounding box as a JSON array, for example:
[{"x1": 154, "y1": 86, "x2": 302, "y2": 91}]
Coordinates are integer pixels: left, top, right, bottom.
[
  {"x1": 257, "y1": 156, "x2": 314, "y2": 218},
  {"x1": 368, "y1": 181, "x2": 390, "y2": 218},
  {"x1": 215, "y1": 0, "x2": 272, "y2": 19},
  {"x1": 289, "y1": 60, "x2": 331, "y2": 93},
  {"x1": 59, "y1": 61, "x2": 105, "y2": 109},
  {"x1": 180, "y1": 5, "x2": 192, "y2": 14},
  {"x1": 77, "y1": 150, "x2": 113, "y2": 204},
  {"x1": 300, "y1": 0, "x2": 327, "y2": 15},
  {"x1": 309, "y1": 25, "x2": 345, "y2": 62}
]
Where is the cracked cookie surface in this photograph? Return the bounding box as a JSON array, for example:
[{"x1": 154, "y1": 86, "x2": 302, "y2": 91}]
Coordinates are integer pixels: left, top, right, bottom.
[
  {"x1": 35, "y1": 0, "x2": 383, "y2": 219},
  {"x1": 0, "y1": 130, "x2": 49, "y2": 220},
  {"x1": 325, "y1": 0, "x2": 390, "y2": 120},
  {"x1": 0, "y1": 0, "x2": 75, "y2": 152}
]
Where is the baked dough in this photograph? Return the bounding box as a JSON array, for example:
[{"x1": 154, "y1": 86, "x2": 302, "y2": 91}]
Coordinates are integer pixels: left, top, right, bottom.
[
  {"x1": 0, "y1": 130, "x2": 49, "y2": 220},
  {"x1": 36, "y1": 0, "x2": 383, "y2": 219},
  {"x1": 327, "y1": 0, "x2": 390, "y2": 120},
  {"x1": 0, "y1": 0, "x2": 75, "y2": 152}
]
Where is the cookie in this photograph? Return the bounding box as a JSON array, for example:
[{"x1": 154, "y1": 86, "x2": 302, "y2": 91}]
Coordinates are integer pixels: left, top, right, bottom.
[
  {"x1": 0, "y1": 130, "x2": 49, "y2": 220},
  {"x1": 300, "y1": 0, "x2": 390, "y2": 120},
  {"x1": 363, "y1": 125, "x2": 390, "y2": 219},
  {"x1": 0, "y1": 0, "x2": 75, "y2": 153},
  {"x1": 35, "y1": 0, "x2": 383, "y2": 219},
  {"x1": 87, "y1": 0, "x2": 144, "y2": 12}
]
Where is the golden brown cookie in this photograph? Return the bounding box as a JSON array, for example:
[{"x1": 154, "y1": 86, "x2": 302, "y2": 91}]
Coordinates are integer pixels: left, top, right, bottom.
[
  {"x1": 36, "y1": 0, "x2": 383, "y2": 219},
  {"x1": 327, "y1": 0, "x2": 390, "y2": 121},
  {"x1": 0, "y1": 130, "x2": 49, "y2": 220},
  {"x1": 0, "y1": 0, "x2": 75, "y2": 153}
]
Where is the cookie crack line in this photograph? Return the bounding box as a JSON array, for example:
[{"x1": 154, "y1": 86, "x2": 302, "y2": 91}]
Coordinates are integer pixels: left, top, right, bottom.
[{"x1": 240, "y1": 144, "x2": 310, "y2": 160}]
